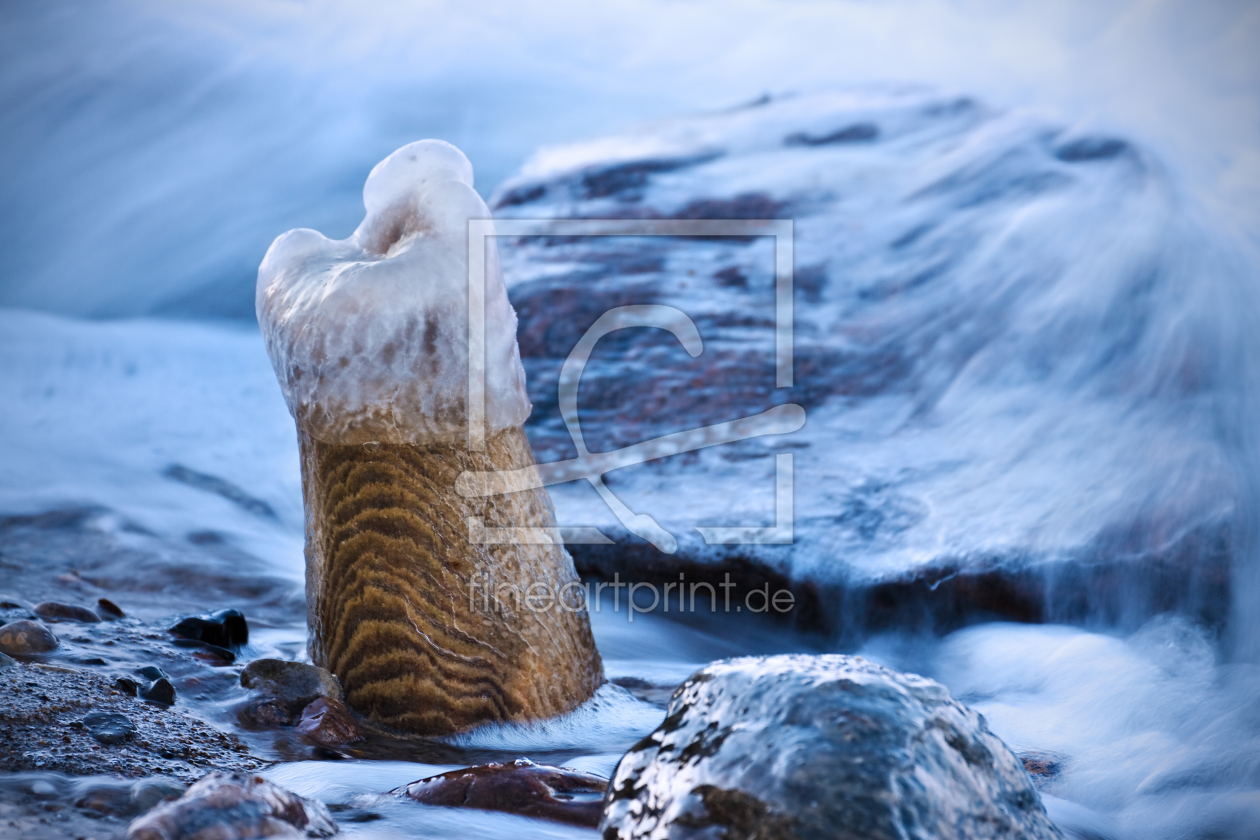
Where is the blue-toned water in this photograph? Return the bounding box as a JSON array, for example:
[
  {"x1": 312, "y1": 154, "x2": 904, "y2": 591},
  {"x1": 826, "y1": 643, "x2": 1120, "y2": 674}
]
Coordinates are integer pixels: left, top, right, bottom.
[{"x1": 3, "y1": 2, "x2": 1260, "y2": 838}]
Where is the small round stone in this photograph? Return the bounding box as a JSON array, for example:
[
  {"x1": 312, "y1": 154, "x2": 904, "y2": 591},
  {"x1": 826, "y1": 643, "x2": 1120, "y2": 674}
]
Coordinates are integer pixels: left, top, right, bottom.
[
  {"x1": 83, "y1": 710, "x2": 136, "y2": 745},
  {"x1": 0, "y1": 619, "x2": 59, "y2": 654},
  {"x1": 34, "y1": 601, "x2": 101, "y2": 623}
]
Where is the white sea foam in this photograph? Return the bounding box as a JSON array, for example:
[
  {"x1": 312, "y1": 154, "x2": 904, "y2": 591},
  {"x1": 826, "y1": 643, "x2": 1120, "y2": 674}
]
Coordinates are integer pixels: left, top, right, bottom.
[
  {"x1": 256, "y1": 140, "x2": 530, "y2": 445},
  {"x1": 442, "y1": 681, "x2": 665, "y2": 754},
  {"x1": 864, "y1": 618, "x2": 1260, "y2": 840}
]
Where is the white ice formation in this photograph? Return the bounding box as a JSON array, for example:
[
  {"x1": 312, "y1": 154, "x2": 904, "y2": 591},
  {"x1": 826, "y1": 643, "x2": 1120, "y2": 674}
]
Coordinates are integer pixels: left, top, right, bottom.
[{"x1": 256, "y1": 140, "x2": 530, "y2": 446}]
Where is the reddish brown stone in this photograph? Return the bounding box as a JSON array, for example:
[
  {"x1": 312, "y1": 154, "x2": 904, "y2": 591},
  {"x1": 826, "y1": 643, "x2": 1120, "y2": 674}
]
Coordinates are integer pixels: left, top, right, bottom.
[
  {"x1": 295, "y1": 697, "x2": 362, "y2": 746},
  {"x1": 397, "y1": 759, "x2": 608, "y2": 827}
]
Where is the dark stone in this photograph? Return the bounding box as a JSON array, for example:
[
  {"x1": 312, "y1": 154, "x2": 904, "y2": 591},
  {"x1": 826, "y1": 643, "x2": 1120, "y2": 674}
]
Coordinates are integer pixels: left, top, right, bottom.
[
  {"x1": 240, "y1": 659, "x2": 342, "y2": 715},
  {"x1": 169, "y1": 609, "x2": 248, "y2": 650},
  {"x1": 126, "y1": 772, "x2": 337, "y2": 840},
  {"x1": 294, "y1": 697, "x2": 362, "y2": 746},
  {"x1": 238, "y1": 694, "x2": 292, "y2": 728},
  {"x1": 115, "y1": 676, "x2": 140, "y2": 696},
  {"x1": 82, "y1": 710, "x2": 136, "y2": 745},
  {"x1": 601, "y1": 654, "x2": 1064, "y2": 840},
  {"x1": 0, "y1": 619, "x2": 59, "y2": 654},
  {"x1": 0, "y1": 651, "x2": 16, "y2": 669},
  {"x1": 96, "y1": 597, "x2": 126, "y2": 618},
  {"x1": 139, "y1": 677, "x2": 176, "y2": 706},
  {"x1": 33, "y1": 601, "x2": 101, "y2": 623},
  {"x1": 398, "y1": 759, "x2": 607, "y2": 827},
  {"x1": 137, "y1": 666, "x2": 168, "y2": 681}
]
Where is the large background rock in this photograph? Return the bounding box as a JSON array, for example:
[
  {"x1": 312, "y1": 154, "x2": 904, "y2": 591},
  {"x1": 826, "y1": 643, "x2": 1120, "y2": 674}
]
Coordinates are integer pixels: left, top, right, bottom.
[
  {"x1": 493, "y1": 87, "x2": 1258, "y2": 638},
  {"x1": 601, "y1": 654, "x2": 1064, "y2": 840}
]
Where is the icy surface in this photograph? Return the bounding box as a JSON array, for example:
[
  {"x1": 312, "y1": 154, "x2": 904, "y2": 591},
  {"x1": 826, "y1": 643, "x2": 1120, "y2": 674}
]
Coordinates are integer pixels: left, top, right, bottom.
[
  {"x1": 0, "y1": 308, "x2": 302, "y2": 577},
  {"x1": 602, "y1": 653, "x2": 1063, "y2": 839},
  {"x1": 493, "y1": 87, "x2": 1260, "y2": 630},
  {"x1": 443, "y1": 682, "x2": 665, "y2": 754},
  {"x1": 257, "y1": 140, "x2": 530, "y2": 445}
]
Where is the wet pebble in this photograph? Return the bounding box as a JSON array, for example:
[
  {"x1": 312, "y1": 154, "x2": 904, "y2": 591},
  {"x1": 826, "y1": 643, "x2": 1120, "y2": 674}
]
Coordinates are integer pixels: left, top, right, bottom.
[
  {"x1": 33, "y1": 601, "x2": 101, "y2": 623},
  {"x1": 295, "y1": 697, "x2": 362, "y2": 746},
  {"x1": 126, "y1": 772, "x2": 337, "y2": 840},
  {"x1": 0, "y1": 619, "x2": 59, "y2": 654},
  {"x1": 169, "y1": 609, "x2": 248, "y2": 650},
  {"x1": 240, "y1": 659, "x2": 342, "y2": 715},
  {"x1": 140, "y1": 678, "x2": 176, "y2": 706},
  {"x1": 398, "y1": 759, "x2": 608, "y2": 827},
  {"x1": 96, "y1": 598, "x2": 126, "y2": 619},
  {"x1": 83, "y1": 710, "x2": 137, "y2": 745},
  {"x1": 238, "y1": 694, "x2": 292, "y2": 728}
]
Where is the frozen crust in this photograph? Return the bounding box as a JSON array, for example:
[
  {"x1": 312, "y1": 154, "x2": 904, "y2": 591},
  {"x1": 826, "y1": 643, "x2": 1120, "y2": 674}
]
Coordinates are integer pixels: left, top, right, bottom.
[{"x1": 256, "y1": 140, "x2": 530, "y2": 445}]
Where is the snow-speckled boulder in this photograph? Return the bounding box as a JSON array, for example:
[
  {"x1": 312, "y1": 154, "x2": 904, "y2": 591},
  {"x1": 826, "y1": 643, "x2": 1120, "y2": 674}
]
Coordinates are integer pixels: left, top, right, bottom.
[
  {"x1": 600, "y1": 654, "x2": 1064, "y2": 840},
  {"x1": 493, "y1": 87, "x2": 1257, "y2": 637}
]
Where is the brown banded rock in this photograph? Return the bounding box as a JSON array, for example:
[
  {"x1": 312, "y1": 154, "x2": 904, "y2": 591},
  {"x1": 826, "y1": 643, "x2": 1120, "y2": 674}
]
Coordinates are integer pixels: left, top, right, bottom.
[
  {"x1": 257, "y1": 139, "x2": 602, "y2": 735},
  {"x1": 601, "y1": 654, "x2": 1064, "y2": 840}
]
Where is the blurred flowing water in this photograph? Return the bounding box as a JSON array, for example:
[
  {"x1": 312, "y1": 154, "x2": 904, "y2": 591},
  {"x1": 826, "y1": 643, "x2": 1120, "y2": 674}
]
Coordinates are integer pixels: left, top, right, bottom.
[{"x1": 2, "y1": 1, "x2": 1260, "y2": 838}]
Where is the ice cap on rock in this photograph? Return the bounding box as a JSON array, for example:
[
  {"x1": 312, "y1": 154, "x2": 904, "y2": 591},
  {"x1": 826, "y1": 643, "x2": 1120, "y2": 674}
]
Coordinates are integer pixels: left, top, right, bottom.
[{"x1": 256, "y1": 139, "x2": 530, "y2": 446}]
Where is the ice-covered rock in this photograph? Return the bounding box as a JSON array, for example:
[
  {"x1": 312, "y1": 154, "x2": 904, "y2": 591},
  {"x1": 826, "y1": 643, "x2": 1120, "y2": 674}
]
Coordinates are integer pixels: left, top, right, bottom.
[
  {"x1": 256, "y1": 139, "x2": 529, "y2": 446},
  {"x1": 601, "y1": 654, "x2": 1064, "y2": 840},
  {"x1": 493, "y1": 87, "x2": 1260, "y2": 637}
]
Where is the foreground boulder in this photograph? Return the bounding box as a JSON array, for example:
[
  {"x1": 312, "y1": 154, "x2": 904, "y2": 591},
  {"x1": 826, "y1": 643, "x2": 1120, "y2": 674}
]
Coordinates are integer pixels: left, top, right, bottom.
[
  {"x1": 127, "y1": 772, "x2": 336, "y2": 839},
  {"x1": 601, "y1": 654, "x2": 1064, "y2": 840}
]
